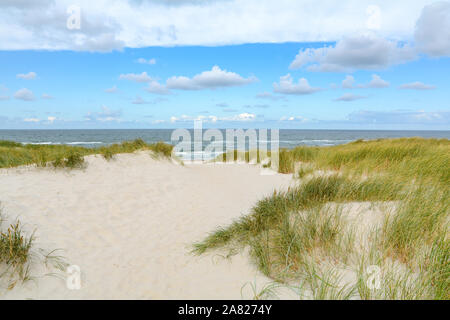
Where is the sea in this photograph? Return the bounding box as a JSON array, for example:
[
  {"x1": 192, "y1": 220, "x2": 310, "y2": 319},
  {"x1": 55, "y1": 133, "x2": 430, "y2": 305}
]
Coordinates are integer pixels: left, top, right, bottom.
[{"x1": 1, "y1": 129, "x2": 449, "y2": 161}]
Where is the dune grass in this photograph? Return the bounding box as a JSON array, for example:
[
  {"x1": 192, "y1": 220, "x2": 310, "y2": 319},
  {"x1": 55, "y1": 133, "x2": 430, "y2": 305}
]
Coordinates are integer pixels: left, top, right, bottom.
[
  {"x1": 0, "y1": 206, "x2": 68, "y2": 291},
  {"x1": 0, "y1": 138, "x2": 174, "y2": 169},
  {"x1": 0, "y1": 203, "x2": 69, "y2": 292},
  {"x1": 0, "y1": 208, "x2": 34, "y2": 289},
  {"x1": 194, "y1": 138, "x2": 449, "y2": 299},
  {"x1": 193, "y1": 175, "x2": 403, "y2": 279}
]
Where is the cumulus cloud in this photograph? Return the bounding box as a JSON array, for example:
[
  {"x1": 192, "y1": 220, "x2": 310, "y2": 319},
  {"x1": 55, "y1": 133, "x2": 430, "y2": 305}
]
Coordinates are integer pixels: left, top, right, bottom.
[
  {"x1": 399, "y1": 81, "x2": 436, "y2": 90},
  {"x1": 0, "y1": 95, "x2": 10, "y2": 101},
  {"x1": 334, "y1": 93, "x2": 367, "y2": 102},
  {"x1": 340, "y1": 74, "x2": 389, "y2": 89},
  {"x1": 145, "y1": 80, "x2": 171, "y2": 94},
  {"x1": 0, "y1": 0, "x2": 434, "y2": 50},
  {"x1": 342, "y1": 75, "x2": 355, "y2": 88},
  {"x1": 273, "y1": 74, "x2": 320, "y2": 95},
  {"x1": 415, "y1": 2, "x2": 450, "y2": 57},
  {"x1": 166, "y1": 66, "x2": 256, "y2": 90},
  {"x1": 121, "y1": 66, "x2": 254, "y2": 92},
  {"x1": 358, "y1": 74, "x2": 390, "y2": 88},
  {"x1": 85, "y1": 106, "x2": 122, "y2": 122},
  {"x1": 136, "y1": 58, "x2": 156, "y2": 65},
  {"x1": 279, "y1": 115, "x2": 310, "y2": 122},
  {"x1": 119, "y1": 72, "x2": 153, "y2": 83},
  {"x1": 289, "y1": 34, "x2": 416, "y2": 72},
  {"x1": 233, "y1": 112, "x2": 256, "y2": 121},
  {"x1": 0, "y1": 1, "x2": 124, "y2": 52},
  {"x1": 17, "y1": 71, "x2": 37, "y2": 80},
  {"x1": 73, "y1": 33, "x2": 125, "y2": 52},
  {"x1": 14, "y1": 88, "x2": 35, "y2": 101}
]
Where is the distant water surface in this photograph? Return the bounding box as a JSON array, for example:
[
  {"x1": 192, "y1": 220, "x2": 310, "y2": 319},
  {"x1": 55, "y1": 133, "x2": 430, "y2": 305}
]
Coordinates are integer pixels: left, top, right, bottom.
[{"x1": 1, "y1": 129, "x2": 448, "y2": 160}]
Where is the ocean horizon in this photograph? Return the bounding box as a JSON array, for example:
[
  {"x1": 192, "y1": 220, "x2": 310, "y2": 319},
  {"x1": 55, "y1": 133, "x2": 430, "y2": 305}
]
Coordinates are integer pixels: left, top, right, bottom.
[
  {"x1": 1, "y1": 129, "x2": 448, "y2": 147},
  {"x1": 2, "y1": 129, "x2": 448, "y2": 161}
]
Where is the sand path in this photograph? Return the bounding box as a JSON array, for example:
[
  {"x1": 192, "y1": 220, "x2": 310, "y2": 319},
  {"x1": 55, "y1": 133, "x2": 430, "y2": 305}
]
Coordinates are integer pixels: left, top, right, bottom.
[{"x1": 0, "y1": 152, "x2": 293, "y2": 299}]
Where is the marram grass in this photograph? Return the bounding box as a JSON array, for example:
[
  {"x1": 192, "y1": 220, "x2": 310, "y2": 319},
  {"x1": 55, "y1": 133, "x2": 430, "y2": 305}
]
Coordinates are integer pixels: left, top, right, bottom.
[
  {"x1": 0, "y1": 208, "x2": 34, "y2": 290},
  {"x1": 0, "y1": 206, "x2": 69, "y2": 291},
  {"x1": 194, "y1": 138, "x2": 450, "y2": 299},
  {"x1": 0, "y1": 138, "x2": 174, "y2": 169}
]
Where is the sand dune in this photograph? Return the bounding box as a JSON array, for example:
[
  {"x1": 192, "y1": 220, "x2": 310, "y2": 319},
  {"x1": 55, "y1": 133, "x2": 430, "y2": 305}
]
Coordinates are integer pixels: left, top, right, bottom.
[{"x1": 0, "y1": 152, "x2": 293, "y2": 299}]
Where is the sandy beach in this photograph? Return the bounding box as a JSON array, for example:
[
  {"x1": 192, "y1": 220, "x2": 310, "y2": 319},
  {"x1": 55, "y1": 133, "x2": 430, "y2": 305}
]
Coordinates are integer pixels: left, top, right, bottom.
[{"x1": 0, "y1": 152, "x2": 293, "y2": 299}]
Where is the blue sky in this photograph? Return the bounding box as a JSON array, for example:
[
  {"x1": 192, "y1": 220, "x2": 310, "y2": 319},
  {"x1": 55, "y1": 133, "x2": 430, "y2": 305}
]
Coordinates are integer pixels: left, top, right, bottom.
[{"x1": 0, "y1": 0, "x2": 449, "y2": 129}]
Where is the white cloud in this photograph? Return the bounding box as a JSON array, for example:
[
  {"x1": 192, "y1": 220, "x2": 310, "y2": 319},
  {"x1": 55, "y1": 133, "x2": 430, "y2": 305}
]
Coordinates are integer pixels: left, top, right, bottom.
[
  {"x1": 170, "y1": 115, "x2": 216, "y2": 123},
  {"x1": 399, "y1": 81, "x2": 436, "y2": 90},
  {"x1": 340, "y1": 74, "x2": 389, "y2": 89},
  {"x1": 105, "y1": 85, "x2": 118, "y2": 93},
  {"x1": 169, "y1": 112, "x2": 256, "y2": 123},
  {"x1": 119, "y1": 71, "x2": 153, "y2": 82},
  {"x1": 42, "y1": 93, "x2": 53, "y2": 99},
  {"x1": 0, "y1": 2, "x2": 124, "y2": 52},
  {"x1": 137, "y1": 58, "x2": 156, "y2": 65},
  {"x1": 166, "y1": 66, "x2": 256, "y2": 90},
  {"x1": 17, "y1": 71, "x2": 37, "y2": 80},
  {"x1": 47, "y1": 116, "x2": 57, "y2": 123},
  {"x1": 234, "y1": 113, "x2": 256, "y2": 121},
  {"x1": 280, "y1": 116, "x2": 309, "y2": 122},
  {"x1": 342, "y1": 75, "x2": 355, "y2": 88},
  {"x1": 0, "y1": 0, "x2": 434, "y2": 50},
  {"x1": 14, "y1": 88, "x2": 35, "y2": 101},
  {"x1": 74, "y1": 33, "x2": 124, "y2": 52},
  {"x1": 23, "y1": 118, "x2": 40, "y2": 122},
  {"x1": 85, "y1": 106, "x2": 122, "y2": 122},
  {"x1": 273, "y1": 74, "x2": 320, "y2": 95},
  {"x1": 289, "y1": 34, "x2": 416, "y2": 72},
  {"x1": 358, "y1": 74, "x2": 390, "y2": 88},
  {"x1": 145, "y1": 80, "x2": 171, "y2": 94},
  {"x1": 0, "y1": 95, "x2": 10, "y2": 101},
  {"x1": 415, "y1": 2, "x2": 450, "y2": 57},
  {"x1": 366, "y1": 5, "x2": 381, "y2": 30},
  {"x1": 334, "y1": 93, "x2": 367, "y2": 102}
]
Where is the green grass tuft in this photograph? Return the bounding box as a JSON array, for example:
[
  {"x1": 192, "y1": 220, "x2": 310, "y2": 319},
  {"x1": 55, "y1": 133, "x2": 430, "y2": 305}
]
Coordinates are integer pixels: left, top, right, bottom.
[
  {"x1": 194, "y1": 137, "x2": 450, "y2": 299},
  {"x1": 0, "y1": 209, "x2": 34, "y2": 289},
  {"x1": 0, "y1": 139, "x2": 175, "y2": 169}
]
